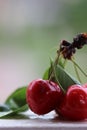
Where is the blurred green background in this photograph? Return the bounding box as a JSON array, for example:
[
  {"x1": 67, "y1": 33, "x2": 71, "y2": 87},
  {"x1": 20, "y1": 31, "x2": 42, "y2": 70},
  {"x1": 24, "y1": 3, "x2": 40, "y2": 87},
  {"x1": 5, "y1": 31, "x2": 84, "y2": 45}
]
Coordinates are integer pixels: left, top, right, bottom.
[{"x1": 0, "y1": 0, "x2": 87, "y2": 102}]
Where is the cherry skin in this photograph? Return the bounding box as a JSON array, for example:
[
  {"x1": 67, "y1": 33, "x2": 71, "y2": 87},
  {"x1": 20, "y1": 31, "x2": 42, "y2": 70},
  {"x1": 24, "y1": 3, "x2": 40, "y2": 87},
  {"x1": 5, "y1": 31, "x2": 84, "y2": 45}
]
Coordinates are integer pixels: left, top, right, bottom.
[
  {"x1": 83, "y1": 83, "x2": 87, "y2": 88},
  {"x1": 56, "y1": 84, "x2": 87, "y2": 120},
  {"x1": 26, "y1": 79, "x2": 64, "y2": 115}
]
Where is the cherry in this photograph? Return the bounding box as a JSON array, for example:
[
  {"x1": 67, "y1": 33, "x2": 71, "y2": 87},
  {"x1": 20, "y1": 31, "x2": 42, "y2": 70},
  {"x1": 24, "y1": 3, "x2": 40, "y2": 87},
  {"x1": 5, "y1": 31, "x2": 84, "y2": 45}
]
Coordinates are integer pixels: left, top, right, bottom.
[
  {"x1": 83, "y1": 83, "x2": 87, "y2": 88},
  {"x1": 56, "y1": 84, "x2": 87, "y2": 120},
  {"x1": 26, "y1": 79, "x2": 63, "y2": 115}
]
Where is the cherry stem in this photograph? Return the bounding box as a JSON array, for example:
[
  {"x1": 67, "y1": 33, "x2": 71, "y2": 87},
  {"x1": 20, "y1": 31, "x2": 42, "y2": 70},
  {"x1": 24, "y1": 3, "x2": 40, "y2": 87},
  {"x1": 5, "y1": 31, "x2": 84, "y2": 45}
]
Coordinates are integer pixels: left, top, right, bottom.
[
  {"x1": 49, "y1": 50, "x2": 61, "y2": 81},
  {"x1": 55, "y1": 50, "x2": 61, "y2": 65},
  {"x1": 52, "y1": 62, "x2": 65, "y2": 93},
  {"x1": 73, "y1": 61, "x2": 82, "y2": 83},
  {"x1": 71, "y1": 59, "x2": 87, "y2": 77},
  {"x1": 49, "y1": 49, "x2": 66, "y2": 93}
]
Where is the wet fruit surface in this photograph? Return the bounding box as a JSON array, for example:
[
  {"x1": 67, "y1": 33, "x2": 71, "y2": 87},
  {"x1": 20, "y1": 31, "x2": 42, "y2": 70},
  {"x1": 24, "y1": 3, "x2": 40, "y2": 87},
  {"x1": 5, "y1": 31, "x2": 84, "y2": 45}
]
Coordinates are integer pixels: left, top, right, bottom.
[
  {"x1": 26, "y1": 79, "x2": 63, "y2": 115},
  {"x1": 56, "y1": 85, "x2": 87, "y2": 120}
]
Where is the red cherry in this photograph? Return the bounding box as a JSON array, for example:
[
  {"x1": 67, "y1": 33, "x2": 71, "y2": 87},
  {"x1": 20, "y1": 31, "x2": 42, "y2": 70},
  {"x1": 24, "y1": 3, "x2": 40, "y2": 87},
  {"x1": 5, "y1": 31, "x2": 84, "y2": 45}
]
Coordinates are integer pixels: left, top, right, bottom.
[
  {"x1": 26, "y1": 79, "x2": 63, "y2": 115},
  {"x1": 56, "y1": 84, "x2": 87, "y2": 120},
  {"x1": 83, "y1": 83, "x2": 87, "y2": 88}
]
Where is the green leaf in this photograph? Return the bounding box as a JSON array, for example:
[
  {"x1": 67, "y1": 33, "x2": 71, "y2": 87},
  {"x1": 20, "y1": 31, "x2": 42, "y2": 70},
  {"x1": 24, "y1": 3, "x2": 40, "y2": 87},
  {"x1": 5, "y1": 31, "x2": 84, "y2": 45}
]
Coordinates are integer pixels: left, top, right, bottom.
[
  {"x1": 43, "y1": 58, "x2": 67, "y2": 80},
  {"x1": 5, "y1": 86, "x2": 28, "y2": 111},
  {"x1": 0, "y1": 86, "x2": 29, "y2": 118},
  {"x1": 0, "y1": 104, "x2": 28, "y2": 119},
  {"x1": 0, "y1": 112, "x2": 29, "y2": 119},
  {"x1": 0, "y1": 104, "x2": 10, "y2": 112},
  {"x1": 43, "y1": 63, "x2": 80, "y2": 92},
  {"x1": 43, "y1": 68, "x2": 49, "y2": 80},
  {"x1": 53, "y1": 64, "x2": 81, "y2": 91}
]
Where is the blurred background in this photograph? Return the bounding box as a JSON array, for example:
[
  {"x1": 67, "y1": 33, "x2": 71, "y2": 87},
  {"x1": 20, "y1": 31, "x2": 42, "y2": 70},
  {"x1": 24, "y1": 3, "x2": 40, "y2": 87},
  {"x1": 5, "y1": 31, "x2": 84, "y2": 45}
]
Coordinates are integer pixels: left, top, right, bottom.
[{"x1": 0, "y1": 0, "x2": 87, "y2": 102}]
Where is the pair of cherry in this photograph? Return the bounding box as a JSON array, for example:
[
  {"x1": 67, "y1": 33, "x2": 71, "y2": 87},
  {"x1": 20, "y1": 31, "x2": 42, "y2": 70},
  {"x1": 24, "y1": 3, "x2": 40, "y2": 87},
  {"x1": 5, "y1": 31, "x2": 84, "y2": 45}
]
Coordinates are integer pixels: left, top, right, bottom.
[{"x1": 26, "y1": 79, "x2": 87, "y2": 120}]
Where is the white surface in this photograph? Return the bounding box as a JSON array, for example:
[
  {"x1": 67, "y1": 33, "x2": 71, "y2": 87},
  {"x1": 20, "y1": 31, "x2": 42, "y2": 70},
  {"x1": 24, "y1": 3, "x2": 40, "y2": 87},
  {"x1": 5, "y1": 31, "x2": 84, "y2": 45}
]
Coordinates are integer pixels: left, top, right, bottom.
[{"x1": 0, "y1": 111, "x2": 87, "y2": 130}]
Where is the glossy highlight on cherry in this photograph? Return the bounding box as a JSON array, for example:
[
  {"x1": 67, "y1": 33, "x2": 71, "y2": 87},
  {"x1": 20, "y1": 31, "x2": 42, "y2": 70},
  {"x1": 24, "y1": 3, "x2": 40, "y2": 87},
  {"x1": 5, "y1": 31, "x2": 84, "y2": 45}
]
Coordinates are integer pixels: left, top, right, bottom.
[
  {"x1": 56, "y1": 84, "x2": 87, "y2": 120},
  {"x1": 26, "y1": 79, "x2": 64, "y2": 115}
]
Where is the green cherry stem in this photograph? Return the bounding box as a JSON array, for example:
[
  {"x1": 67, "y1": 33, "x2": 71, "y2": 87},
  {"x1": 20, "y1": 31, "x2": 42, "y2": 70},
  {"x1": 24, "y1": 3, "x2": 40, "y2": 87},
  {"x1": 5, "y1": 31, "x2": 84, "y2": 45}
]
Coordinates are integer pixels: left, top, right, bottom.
[
  {"x1": 73, "y1": 61, "x2": 82, "y2": 83},
  {"x1": 55, "y1": 50, "x2": 61, "y2": 65},
  {"x1": 51, "y1": 62, "x2": 65, "y2": 93},
  {"x1": 71, "y1": 59, "x2": 87, "y2": 77},
  {"x1": 49, "y1": 49, "x2": 65, "y2": 93},
  {"x1": 49, "y1": 50, "x2": 61, "y2": 81}
]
